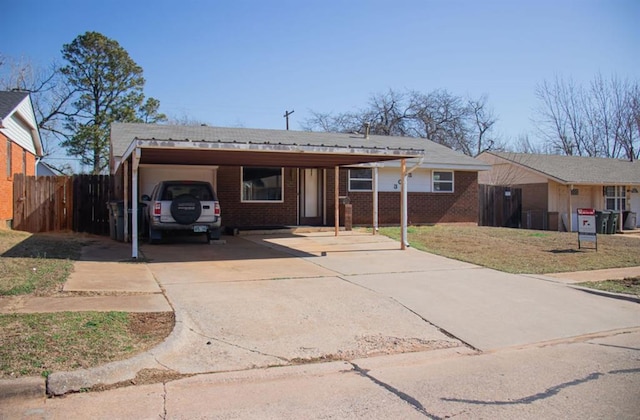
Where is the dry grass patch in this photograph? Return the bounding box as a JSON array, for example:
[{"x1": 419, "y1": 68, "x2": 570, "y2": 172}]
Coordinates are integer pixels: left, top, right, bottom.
[
  {"x1": 0, "y1": 230, "x2": 85, "y2": 296},
  {"x1": 0, "y1": 311, "x2": 174, "y2": 379},
  {"x1": 379, "y1": 225, "x2": 640, "y2": 274}
]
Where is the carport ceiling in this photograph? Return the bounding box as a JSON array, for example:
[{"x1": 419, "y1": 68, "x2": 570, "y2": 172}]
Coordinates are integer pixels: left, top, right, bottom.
[{"x1": 133, "y1": 139, "x2": 423, "y2": 168}]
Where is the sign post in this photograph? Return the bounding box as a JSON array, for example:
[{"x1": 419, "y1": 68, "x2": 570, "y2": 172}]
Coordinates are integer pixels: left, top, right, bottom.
[{"x1": 577, "y1": 208, "x2": 597, "y2": 251}]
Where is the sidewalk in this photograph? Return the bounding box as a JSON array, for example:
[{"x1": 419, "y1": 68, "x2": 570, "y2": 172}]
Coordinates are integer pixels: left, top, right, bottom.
[{"x1": 543, "y1": 266, "x2": 640, "y2": 284}]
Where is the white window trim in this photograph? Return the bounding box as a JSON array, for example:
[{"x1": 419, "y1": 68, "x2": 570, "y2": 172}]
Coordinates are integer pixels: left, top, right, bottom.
[
  {"x1": 348, "y1": 168, "x2": 373, "y2": 192},
  {"x1": 604, "y1": 185, "x2": 626, "y2": 211},
  {"x1": 432, "y1": 170, "x2": 454, "y2": 193},
  {"x1": 241, "y1": 167, "x2": 285, "y2": 203}
]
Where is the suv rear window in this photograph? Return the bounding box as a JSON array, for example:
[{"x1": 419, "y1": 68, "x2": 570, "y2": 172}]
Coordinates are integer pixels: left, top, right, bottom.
[{"x1": 161, "y1": 183, "x2": 215, "y2": 201}]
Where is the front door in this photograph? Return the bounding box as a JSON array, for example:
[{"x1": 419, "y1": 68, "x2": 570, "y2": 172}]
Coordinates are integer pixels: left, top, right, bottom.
[{"x1": 299, "y1": 169, "x2": 323, "y2": 225}]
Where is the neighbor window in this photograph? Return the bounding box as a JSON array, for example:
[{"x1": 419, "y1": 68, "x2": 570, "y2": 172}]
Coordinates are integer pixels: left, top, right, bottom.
[
  {"x1": 432, "y1": 171, "x2": 454, "y2": 192},
  {"x1": 605, "y1": 186, "x2": 626, "y2": 211},
  {"x1": 242, "y1": 167, "x2": 283, "y2": 202},
  {"x1": 348, "y1": 168, "x2": 373, "y2": 191}
]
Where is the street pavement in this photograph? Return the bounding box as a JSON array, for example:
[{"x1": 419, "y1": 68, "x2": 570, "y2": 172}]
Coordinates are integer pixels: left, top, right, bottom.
[
  {"x1": 1, "y1": 231, "x2": 639, "y2": 418},
  {"x1": 3, "y1": 331, "x2": 639, "y2": 419}
]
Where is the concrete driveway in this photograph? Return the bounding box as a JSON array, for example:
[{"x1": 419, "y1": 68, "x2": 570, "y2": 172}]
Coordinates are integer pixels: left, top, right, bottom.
[
  {"x1": 143, "y1": 231, "x2": 639, "y2": 362},
  {"x1": 140, "y1": 234, "x2": 461, "y2": 375},
  {"x1": 48, "y1": 230, "x2": 640, "y2": 394}
]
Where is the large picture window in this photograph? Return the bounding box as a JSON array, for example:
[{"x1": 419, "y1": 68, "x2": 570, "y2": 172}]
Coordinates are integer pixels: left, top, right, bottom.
[
  {"x1": 432, "y1": 171, "x2": 454, "y2": 192},
  {"x1": 348, "y1": 168, "x2": 373, "y2": 191},
  {"x1": 242, "y1": 167, "x2": 283, "y2": 202},
  {"x1": 605, "y1": 186, "x2": 626, "y2": 211}
]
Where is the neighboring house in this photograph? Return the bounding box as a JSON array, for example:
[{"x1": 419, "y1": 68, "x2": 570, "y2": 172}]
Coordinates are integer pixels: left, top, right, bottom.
[
  {"x1": 476, "y1": 151, "x2": 640, "y2": 231},
  {"x1": 0, "y1": 91, "x2": 42, "y2": 228},
  {"x1": 36, "y1": 160, "x2": 62, "y2": 176},
  {"x1": 110, "y1": 123, "x2": 489, "y2": 234}
]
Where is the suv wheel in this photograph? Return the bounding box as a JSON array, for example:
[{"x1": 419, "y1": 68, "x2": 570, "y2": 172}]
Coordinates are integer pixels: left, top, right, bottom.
[{"x1": 170, "y1": 194, "x2": 202, "y2": 225}]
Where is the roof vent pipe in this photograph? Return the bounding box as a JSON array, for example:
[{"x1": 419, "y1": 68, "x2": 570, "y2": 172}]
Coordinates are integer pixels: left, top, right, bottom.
[{"x1": 364, "y1": 122, "x2": 370, "y2": 139}]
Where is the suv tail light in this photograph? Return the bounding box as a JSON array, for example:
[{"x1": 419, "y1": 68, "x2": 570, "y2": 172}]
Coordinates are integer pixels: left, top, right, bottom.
[
  {"x1": 154, "y1": 202, "x2": 162, "y2": 216},
  {"x1": 214, "y1": 202, "x2": 221, "y2": 216}
]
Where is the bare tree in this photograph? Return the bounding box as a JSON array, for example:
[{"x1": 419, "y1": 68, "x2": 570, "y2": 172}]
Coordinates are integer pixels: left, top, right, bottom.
[
  {"x1": 535, "y1": 74, "x2": 639, "y2": 160},
  {"x1": 303, "y1": 89, "x2": 499, "y2": 157}
]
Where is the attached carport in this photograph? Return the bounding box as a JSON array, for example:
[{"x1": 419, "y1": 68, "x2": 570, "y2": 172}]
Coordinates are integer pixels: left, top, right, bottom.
[{"x1": 111, "y1": 124, "x2": 424, "y2": 258}]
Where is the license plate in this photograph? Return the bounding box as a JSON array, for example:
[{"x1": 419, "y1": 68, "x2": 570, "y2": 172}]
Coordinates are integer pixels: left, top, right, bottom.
[{"x1": 193, "y1": 226, "x2": 208, "y2": 233}]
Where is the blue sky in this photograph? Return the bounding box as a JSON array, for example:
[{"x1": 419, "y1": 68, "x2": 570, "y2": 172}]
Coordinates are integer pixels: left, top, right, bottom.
[{"x1": 3, "y1": 0, "x2": 639, "y2": 150}]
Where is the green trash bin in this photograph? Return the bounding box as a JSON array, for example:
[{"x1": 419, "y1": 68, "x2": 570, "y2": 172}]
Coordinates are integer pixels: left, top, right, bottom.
[
  {"x1": 595, "y1": 211, "x2": 608, "y2": 234},
  {"x1": 608, "y1": 212, "x2": 619, "y2": 234}
]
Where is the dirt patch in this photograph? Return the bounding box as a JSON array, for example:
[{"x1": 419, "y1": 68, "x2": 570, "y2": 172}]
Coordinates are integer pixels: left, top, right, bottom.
[
  {"x1": 91, "y1": 368, "x2": 192, "y2": 392},
  {"x1": 291, "y1": 335, "x2": 460, "y2": 364}
]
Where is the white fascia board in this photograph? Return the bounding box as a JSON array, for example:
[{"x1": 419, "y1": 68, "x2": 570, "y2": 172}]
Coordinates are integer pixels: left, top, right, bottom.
[
  {"x1": 134, "y1": 137, "x2": 423, "y2": 156},
  {"x1": 347, "y1": 159, "x2": 490, "y2": 172}
]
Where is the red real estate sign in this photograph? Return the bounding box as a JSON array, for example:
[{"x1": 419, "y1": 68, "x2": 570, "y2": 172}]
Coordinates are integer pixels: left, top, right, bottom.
[{"x1": 577, "y1": 208, "x2": 597, "y2": 250}]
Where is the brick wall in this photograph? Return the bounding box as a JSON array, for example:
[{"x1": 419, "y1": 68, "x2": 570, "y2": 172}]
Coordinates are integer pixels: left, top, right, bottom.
[
  {"x1": 0, "y1": 134, "x2": 37, "y2": 225},
  {"x1": 216, "y1": 166, "x2": 298, "y2": 228},
  {"x1": 327, "y1": 169, "x2": 479, "y2": 226},
  {"x1": 213, "y1": 167, "x2": 479, "y2": 228}
]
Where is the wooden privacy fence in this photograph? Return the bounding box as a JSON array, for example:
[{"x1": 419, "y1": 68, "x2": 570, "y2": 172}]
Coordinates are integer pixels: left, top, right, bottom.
[
  {"x1": 478, "y1": 185, "x2": 522, "y2": 228},
  {"x1": 13, "y1": 174, "x2": 113, "y2": 235}
]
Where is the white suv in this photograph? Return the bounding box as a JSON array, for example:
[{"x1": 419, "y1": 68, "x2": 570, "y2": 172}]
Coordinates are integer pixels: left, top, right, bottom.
[{"x1": 142, "y1": 180, "x2": 221, "y2": 243}]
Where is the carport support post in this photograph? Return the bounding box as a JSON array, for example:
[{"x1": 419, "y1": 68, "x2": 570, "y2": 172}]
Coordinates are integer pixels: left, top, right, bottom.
[
  {"x1": 400, "y1": 158, "x2": 407, "y2": 250},
  {"x1": 131, "y1": 148, "x2": 141, "y2": 259},
  {"x1": 334, "y1": 166, "x2": 339, "y2": 236},
  {"x1": 373, "y1": 166, "x2": 379, "y2": 235},
  {"x1": 123, "y1": 160, "x2": 129, "y2": 242}
]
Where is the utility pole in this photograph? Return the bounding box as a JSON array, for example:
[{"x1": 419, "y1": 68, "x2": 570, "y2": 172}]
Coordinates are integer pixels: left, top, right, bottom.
[{"x1": 283, "y1": 110, "x2": 294, "y2": 130}]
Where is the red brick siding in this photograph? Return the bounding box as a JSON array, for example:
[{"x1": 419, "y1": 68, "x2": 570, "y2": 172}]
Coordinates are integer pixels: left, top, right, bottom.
[
  {"x1": 216, "y1": 166, "x2": 298, "y2": 228},
  {"x1": 0, "y1": 133, "x2": 37, "y2": 223},
  {"x1": 327, "y1": 169, "x2": 478, "y2": 226},
  {"x1": 213, "y1": 167, "x2": 479, "y2": 228}
]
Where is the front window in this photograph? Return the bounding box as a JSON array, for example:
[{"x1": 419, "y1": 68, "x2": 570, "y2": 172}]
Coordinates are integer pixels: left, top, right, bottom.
[
  {"x1": 605, "y1": 186, "x2": 626, "y2": 211},
  {"x1": 348, "y1": 168, "x2": 373, "y2": 191},
  {"x1": 433, "y1": 171, "x2": 454, "y2": 192},
  {"x1": 242, "y1": 167, "x2": 283, "y2": 202}
]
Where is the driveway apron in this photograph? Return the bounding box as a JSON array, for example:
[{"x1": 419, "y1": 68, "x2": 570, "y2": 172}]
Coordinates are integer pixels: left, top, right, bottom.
[{"x1": 141, "y1": 235, "x2": 460, "y2": 374}]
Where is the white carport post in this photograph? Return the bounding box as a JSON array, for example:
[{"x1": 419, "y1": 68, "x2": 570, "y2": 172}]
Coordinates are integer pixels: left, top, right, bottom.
[
  {"x1": 123, "y1": 160, "x2": 129, "y2": 242},
  {"x1": 372, "y1": 166, "x2": 379, "y2": 235},
  {"x1": 131, "y1": 148, "x2": 141, "y2": 259},
  {"x1": 400, "y1": 159, "x2": 407, "y2": 250},
  {"x1": 334, "y1": 166, "x2": 339, "y2": 236}
]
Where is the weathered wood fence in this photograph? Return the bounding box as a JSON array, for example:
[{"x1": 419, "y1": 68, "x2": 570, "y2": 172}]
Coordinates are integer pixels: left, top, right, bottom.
[
  {"x1": 478, "y1": 185, "x2": 522, "y2": 228},
  {"x1": 13, "y1": 174, "x2": 113, "y2": 235}
]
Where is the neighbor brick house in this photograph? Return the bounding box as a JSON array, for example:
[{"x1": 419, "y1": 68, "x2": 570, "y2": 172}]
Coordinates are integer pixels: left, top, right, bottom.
[
  {"x1": 0, "y1": 91, "x2": 42, "y2": 228},
  {"x1": 110, "y1": 123, "x2": 488, "y2": 235}
]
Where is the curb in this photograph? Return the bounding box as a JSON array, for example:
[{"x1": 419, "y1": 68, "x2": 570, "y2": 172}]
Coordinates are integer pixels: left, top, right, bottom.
[
  {"x1": 569, "y1": 285, "x2": 640, "y2": 304},
  {"x1": 0, "y1": 376, "x2": 45, "y2": 402}
]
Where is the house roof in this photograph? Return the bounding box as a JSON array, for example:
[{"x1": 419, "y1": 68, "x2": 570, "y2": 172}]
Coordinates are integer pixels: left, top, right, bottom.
[
  {"x1": 0, "y1": 91, "x2": 42, "y2": 156},
  {"x1": 110, "y1": 123, "x2": 488, "y2": 172},
  {"x1": 0, "y1": 91, "x2": 30, "y2": 123},
  {"x1": 484, "y1": 151, "x2": 640, "y2": 185}
]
